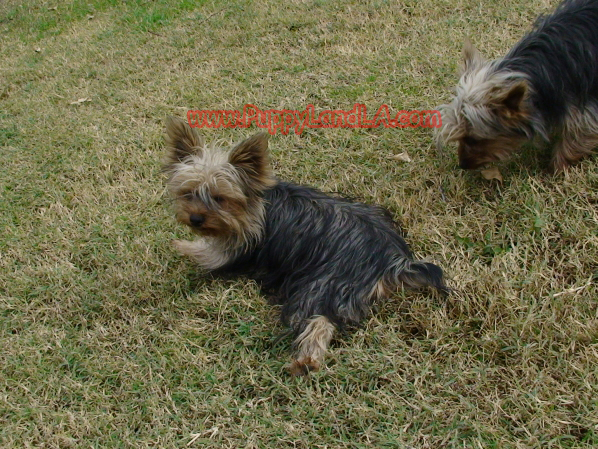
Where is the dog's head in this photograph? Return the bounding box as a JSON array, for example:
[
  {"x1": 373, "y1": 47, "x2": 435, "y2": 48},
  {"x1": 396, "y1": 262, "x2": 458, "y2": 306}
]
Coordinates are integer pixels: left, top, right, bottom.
[
  {"x1": 164, "y1": 117, "x2": 275, "y2": 243},
  {"x1": 436, "y1": 40, "x2": 532, "y2": 170}
]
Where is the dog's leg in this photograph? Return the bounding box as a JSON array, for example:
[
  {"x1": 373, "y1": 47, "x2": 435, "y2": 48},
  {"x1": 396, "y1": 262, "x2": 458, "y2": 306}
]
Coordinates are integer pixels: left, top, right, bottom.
[
  {"x1": 551, "y1": 132, "x2": 598, "y2": 173},
  {"x1": 289, "y1": 316, "x2": 335, "y2": 376},
  {"x1": 172, "y1": 239, "x2": 230, "y2": 270}
]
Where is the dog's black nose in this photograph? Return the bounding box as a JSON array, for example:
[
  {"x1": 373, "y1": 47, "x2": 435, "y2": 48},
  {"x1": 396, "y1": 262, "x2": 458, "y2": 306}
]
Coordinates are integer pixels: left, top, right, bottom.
[{"x1": 189, "y1": 214, "x2": 205, "y2": 227}]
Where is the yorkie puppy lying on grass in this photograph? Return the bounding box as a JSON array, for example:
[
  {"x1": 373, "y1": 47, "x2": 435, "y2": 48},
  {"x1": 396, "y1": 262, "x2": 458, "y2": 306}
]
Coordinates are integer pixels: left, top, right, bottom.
[{"x1": 165, "y1": 117, "x2": 447, "y2": 375}]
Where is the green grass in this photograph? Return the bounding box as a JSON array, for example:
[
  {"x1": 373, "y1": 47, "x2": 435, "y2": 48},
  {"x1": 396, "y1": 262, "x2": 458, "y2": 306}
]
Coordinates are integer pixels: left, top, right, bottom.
[{"x1": 1, "y1": 0, "x2": 597, "y2": 447}]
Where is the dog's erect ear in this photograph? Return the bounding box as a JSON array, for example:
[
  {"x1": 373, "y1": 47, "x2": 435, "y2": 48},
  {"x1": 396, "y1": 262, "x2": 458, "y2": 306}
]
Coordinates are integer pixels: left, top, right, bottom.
[
  {"x1": 229, "y1": 133, "x2": 275, "y2": 191},
  {"x1": 491, "y1": 80, "x2": 529, "y2": 119},
  {"x1": 165, "y1": 116, "x2": 205, "y2": 163},
  {"x1": 461, "y1": 38, "x2": 485, "y2": 75},
  {"x1": 500, "y1": 81, "x2": 528, "y2": 113}
]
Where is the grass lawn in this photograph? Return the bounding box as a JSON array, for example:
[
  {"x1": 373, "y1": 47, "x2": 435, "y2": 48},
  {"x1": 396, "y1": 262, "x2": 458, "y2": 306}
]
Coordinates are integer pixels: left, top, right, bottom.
[{"x1": 1, "y1": 0, "x2": 597, "y2": 447}]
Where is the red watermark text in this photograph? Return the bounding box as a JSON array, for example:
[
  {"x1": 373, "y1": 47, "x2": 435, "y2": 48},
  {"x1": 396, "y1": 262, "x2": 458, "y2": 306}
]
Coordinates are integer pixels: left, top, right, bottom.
[{"x1": 187, "y1": 104, "x2": 441, "y2": 135}]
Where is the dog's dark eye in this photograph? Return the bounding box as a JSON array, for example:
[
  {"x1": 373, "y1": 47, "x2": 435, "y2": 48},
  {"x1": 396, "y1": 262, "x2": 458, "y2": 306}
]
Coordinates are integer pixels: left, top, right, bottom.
[
  {"x1": 213, "y1": 195, "x2": 225, "y2": 205},
  {"x1": 462, "y1": 136, "x2": 478, "y2": 146}
]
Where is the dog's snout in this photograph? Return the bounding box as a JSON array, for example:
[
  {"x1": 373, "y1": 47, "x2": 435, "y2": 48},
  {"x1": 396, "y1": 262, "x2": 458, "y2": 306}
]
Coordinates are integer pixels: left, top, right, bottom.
[
  {"x1": 459, "y1": 159, "x2": 472, "y2": 170},
  {"x1": 458, "y1": 155, "x2": 479, "y2": 170},
  {"x1": 189, "y1": 214, "x2": 205, "y2": 227}
]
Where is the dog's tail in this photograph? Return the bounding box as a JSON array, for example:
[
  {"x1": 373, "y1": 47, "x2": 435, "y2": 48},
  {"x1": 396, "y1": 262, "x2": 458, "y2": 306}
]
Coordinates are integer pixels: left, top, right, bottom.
[{"x1": 386, "y1": 255, "x2": 448, "y2": 293}]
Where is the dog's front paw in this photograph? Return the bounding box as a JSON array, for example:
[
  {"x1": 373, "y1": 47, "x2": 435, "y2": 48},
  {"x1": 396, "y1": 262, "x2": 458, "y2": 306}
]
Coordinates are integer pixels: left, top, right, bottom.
[
  {"x1": 172, "y1": 239, "x2": 194, "y2": 256},
  {"x1": 171, "y1": 239, "x2": 229, "y2": 270}
]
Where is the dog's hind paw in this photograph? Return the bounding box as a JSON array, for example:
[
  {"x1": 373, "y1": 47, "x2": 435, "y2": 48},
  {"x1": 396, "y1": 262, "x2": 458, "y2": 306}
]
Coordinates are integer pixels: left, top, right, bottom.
[{"x1": 289, "y1": 357, "x2": 320, "y2": 376}]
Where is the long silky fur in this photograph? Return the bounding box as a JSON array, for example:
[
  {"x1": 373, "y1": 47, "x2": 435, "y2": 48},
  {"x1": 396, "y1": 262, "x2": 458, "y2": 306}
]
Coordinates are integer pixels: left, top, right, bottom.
[
  {"x1": 497, "y1": 0, "x2": 598, "y2": 139},
  {"x1": 217, "y1": 181, "x2": 447, "y2": 334}
]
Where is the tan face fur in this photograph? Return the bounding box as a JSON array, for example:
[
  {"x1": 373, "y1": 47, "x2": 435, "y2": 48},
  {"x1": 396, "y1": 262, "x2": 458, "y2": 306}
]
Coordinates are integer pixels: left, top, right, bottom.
[{"x1": 164, "y1": 117, "x2": 275, "y2": 246}]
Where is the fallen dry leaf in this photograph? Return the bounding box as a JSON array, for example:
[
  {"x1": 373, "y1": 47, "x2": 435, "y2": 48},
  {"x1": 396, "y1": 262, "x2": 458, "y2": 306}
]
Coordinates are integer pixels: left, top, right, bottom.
[
  {"x1": 389, "y1": 152, "x2": 412, "y2": 162},
  {"x1": 69, "y1": 98, "x2": 91, "y2": 105},
  {"x1": 34, "y1": 47, "x2": 41, "y2": 53},
  {"x1": 481, "y1": 166, "x2": 503, "y2": 182}
]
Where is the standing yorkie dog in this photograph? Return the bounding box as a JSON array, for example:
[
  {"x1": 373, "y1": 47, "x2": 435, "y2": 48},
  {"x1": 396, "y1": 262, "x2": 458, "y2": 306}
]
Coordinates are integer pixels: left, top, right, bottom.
[
  {"x1": 437, "y1": 0, "x2": 598, "y2": 172},
  {"x1": 164, "y1": 117, "x2": 446, "y2": 375}
]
